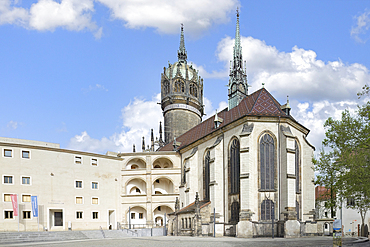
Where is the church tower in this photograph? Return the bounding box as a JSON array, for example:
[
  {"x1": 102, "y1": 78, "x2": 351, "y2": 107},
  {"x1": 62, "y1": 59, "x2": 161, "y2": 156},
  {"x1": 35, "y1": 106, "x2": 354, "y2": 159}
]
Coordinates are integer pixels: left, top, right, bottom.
[
  {"x1": 161, "y1": 25, "x2": 204, "y2": 143},
  {"x1": 228, "y1": 9, "x2": 249, "y2": 110}
]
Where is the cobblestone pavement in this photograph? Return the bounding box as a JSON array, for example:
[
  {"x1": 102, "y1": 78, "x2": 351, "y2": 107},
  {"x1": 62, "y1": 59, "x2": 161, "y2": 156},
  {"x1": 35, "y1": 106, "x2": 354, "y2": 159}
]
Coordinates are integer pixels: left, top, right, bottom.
[{"x1": 6, "y1": 236, "x2": 370, "y2": 247}]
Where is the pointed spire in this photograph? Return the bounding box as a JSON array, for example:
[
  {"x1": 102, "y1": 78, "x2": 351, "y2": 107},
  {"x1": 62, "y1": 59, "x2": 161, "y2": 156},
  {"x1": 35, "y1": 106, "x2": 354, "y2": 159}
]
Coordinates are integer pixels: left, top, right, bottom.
[
  {"x1": 178, "y1": 24, "x2": 187, "y2": 63},
  {"x1": 142, "y1": 137, "x2": 145, "y2": 152},
  {"x1": 159, "y1": 121, "x2": 163, "y2": 143},
  {"x1": 151, "y1": 129, "x2": 154, "y2": 151},
  {"x1": 234, "y1": 7, "x2": 241, "y2": 58}
]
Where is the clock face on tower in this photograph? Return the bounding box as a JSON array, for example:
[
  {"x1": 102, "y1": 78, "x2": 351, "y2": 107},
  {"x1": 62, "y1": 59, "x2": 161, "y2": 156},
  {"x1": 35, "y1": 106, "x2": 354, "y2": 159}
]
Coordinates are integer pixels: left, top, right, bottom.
[{"x1": 239, "y1": 83, "x2": 245, "y2": 93}]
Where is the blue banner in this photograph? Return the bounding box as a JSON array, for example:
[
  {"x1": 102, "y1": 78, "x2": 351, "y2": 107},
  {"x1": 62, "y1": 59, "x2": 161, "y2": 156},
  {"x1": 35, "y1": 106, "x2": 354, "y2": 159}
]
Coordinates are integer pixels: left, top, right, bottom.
[{"x1": 31, "y1": 196, "x2": 38, "y2": 217}]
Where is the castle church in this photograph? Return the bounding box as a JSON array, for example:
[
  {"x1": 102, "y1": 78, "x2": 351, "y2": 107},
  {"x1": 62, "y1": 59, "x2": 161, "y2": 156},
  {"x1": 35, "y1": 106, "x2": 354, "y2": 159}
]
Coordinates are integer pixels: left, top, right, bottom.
[{"x1": 0, "y1": 11, "x2": 315, "y2": 238}]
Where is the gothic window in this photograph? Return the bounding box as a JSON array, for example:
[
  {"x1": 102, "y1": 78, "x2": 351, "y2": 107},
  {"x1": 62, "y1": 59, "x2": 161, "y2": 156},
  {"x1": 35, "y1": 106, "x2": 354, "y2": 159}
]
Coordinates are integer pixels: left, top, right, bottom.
[
  {"x1": 163, "y1": 81, "x2": 170, "y2": 95},
  {"x1": 295, "y1": 140, "x2": 300, "y2": 193},
  {"x1": 229, "y1": 139, "x2": 240, "y2": 194},
  {"x1": 174, "y1": 80, "x2": 184, "y2": 93},
  {"x1": 190, "y1": 83, "x2": 198, "y2": 97},
  {"x1": 203, "y1": 151, "x2": 210, "y2": 201},
  {"x1": 261, "y1": 199, "x2": 274, "y2": 221},
  {"x1": 230, "y1": 201, "x2": 240, "y2": 224},
  {"x1": 231, "y1": 83, "x2": 237, "y2": 93},
  {"x1": 260, "y1": 134, "x2": 275, "y2": 190}
]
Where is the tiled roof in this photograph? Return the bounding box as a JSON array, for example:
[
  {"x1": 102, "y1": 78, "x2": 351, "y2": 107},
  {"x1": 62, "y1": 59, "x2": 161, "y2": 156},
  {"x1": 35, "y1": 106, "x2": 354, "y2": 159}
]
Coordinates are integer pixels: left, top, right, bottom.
[
  {"x1": 160, "y1": 88, "x2": 294, "y2": 151},
  {"x1": 173, "y1": 200, "x2": 211, "y2": 215}
]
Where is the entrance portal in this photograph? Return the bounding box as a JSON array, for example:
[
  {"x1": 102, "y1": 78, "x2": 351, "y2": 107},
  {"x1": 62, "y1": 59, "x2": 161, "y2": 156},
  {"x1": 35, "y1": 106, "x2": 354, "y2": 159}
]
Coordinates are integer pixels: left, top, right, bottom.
[{"x1": 54, "y1": 212, "x2": 63, "y2": 226}]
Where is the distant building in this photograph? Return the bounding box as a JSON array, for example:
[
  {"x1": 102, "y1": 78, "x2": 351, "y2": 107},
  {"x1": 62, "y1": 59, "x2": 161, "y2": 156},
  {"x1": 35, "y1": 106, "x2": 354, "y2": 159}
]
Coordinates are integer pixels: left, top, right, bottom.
[{"x1": 0, "y1": 10, "x2": 316, "y2": 238}]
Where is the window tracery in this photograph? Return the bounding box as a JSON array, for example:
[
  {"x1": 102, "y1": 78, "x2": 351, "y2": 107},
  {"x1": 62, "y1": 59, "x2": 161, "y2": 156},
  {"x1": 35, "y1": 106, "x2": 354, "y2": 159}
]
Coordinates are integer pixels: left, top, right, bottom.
[
  {"x1": 174, "y1": 80, "x2": 184, "y2": 93},
  {"x1": 260, "y1": 134, "x2": 275, "y2": 190},
  {"x1": 203, "y1": 151, "x2": 210, "y2": 201},
  {"x1": 229, "y1": 139, "x2": 240, "y2": 194},
  {"x1": 190, "y1": 83, "x2": 197, "y2": 97},
  {"x1": 261, "y1": 199, "x2": 274, "y2": 220},
  {"x1": 163, "y1": 81, "x2": 170, "y2": 94}
]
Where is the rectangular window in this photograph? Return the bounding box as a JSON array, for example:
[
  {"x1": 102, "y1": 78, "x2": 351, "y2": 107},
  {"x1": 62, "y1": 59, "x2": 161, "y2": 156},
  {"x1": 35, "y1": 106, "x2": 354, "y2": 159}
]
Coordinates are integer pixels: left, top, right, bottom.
[
  {"x1": 92, "y1": 212, "x2": 98, "y2": 219},
  {"x1": 4, "y1": 149, "x2": 12, "y2": 157},
  {"x1": 131, "y1": 213, "x2": 135, "y2": 219},
  {"x1": 4, "y1": 176, "x2": 13, "y2": 184},
  {"x1": 22, "y1": 177, "x2": 30, "y2": 185},
  {"x1": 76, "y1": 197, "x2": 83, "y2": 204},
  {"x1": 91, "y1": 158, "x2": 97, "y2": 166},
  {"x1": 4, "y1": 211, "x2": 13, "y2": 219},
  {"x1": 22, "y1": 151, "x2": 30, "y2": 159},
  {"x1": 92, "y1": 197, "x2": 98, "y2": 205},
  {"x1": 76, "y1": 211, "x2": 83, "y2": 219},
  {"x1": 75, "y1": 181, "x2": 82, "y2": 188},
  {"x1": 92, "y1": 182, "x2": 98, "y2": 189},
  {"x1": 139, "y1": 213, "x2": 143, "y2": 219},
  {"x1": 22, "y1": 195, "x2": 31, "y2": 202},
  {"x1": 75, "y1": 156, "x2": 82, "y2": 164},
  {"x1": 4, "y1": 194, "x2": 11, "y2": 202},
  {"x1": 23, "y1": 211, "x2": 31, "y2": 219}
]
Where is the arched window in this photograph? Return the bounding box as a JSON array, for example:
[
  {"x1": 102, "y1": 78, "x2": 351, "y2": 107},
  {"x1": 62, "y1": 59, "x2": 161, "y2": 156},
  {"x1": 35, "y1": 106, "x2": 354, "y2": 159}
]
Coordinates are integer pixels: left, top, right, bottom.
[
  {"x1": 163, "y1": 81, "x2": 170, "y2": 94},
  {"x1": 174, "y1": 80, "x2": 184, "y2": 93},
  {"x1": 261, "y1": 199, "x2": 274, "y2": 220},
  {"x1": 190, "y1": 83, "x2": 197, "y2": 97},
  {"x1": 203, "y1": 151, "x2": 210, "y2": 201},
  {"x1": 295, "y1": 140, "x2": 300, "y2": 192},
  {"x1": 260, "y1": 134, "x2": 275, "y2": 190},
  {"x1": 229, "y1": 139, "x2": 240, "y2": 194}
]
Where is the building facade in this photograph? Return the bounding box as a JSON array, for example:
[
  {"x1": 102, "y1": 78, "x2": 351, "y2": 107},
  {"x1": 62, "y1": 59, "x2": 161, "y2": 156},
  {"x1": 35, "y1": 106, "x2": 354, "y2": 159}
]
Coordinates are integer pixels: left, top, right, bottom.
[{"x1": 1, "y1": 11, "x2": 316, "y2": 237}]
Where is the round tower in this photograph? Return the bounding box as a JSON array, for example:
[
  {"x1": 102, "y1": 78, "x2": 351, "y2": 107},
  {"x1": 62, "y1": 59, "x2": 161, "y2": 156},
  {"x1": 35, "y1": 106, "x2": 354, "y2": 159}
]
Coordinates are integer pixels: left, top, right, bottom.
[{"x1": 161, "y1": 24, "x2": 204, "y2": 144}]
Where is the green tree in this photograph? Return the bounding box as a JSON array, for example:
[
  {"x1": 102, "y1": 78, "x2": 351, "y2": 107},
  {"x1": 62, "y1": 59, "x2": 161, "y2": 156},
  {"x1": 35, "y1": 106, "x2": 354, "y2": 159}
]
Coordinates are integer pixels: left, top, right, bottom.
[
  {"x1": 322, "y1": 96, "x2": 370, "y2": 234},
  {"x1": 313, "y1": 150, "x2": 341, "y2": 218}
]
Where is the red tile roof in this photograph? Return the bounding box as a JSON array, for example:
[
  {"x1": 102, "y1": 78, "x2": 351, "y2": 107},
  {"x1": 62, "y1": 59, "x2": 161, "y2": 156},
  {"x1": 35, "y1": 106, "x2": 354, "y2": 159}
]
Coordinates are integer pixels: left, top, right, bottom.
[{"x1": 160, "y1": 88, "x2": 296, "y2": 151}]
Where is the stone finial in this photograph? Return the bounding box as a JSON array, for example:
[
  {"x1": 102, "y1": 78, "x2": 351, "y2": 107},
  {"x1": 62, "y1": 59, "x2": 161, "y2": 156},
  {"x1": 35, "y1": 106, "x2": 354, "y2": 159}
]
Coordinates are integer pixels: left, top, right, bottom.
[
  {"x1": 133, "y1": 144, "x2": 136, "y2": 153},
  {"x1": 142, "y1": 137, "x2": 145, "y2": 152}
]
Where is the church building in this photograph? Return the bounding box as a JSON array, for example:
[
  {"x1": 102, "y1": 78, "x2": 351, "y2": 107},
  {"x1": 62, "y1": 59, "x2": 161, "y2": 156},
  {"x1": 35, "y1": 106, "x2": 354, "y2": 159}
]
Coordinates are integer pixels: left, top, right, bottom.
[{"x1": 0, "y1": 10, "x2": 315, "y2": 238}]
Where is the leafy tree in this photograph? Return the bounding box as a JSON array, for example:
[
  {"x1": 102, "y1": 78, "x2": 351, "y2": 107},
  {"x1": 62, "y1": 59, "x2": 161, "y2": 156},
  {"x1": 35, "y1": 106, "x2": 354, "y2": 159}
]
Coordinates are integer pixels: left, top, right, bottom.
[
  {"x1": 322, "y1": 94, "x2": 370, "y2": 234},
  {"x1": 313, "y1": 150, "x2": 341, "y2": 218}
]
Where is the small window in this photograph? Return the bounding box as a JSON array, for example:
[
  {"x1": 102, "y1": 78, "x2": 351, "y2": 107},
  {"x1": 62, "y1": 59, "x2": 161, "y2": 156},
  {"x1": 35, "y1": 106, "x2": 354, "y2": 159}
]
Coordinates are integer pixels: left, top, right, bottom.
[
  {"x1": 156, "y1": 179, "x2": 159, "y2": 183},
  {"x1": 22, "y1": 177, "x2": 30, "y2": 185},
  {"x1": 23, "y1": 211, "x2": 31, "y2": 219},
  {"x1": 92, "y1": 182, "x2": 98, "y2": 189},
  {"x1": 92, "y1": 197, "x2": 98, "y2": 205},
  {"x1": 92, "y1": 212, "x2": 99, "y2": 219},
  {"x1": 4, "y1": 194, "x2": 11, "y2": 202},
  {"x1": 4, "y1": 176, "x2": 13, "y2": 184},
  {"x1": 22, "y1": 151, "x2": 30, "y2": 159},
  {"x1": 136, "y1": 188, "x2": 140, "y2": 193},
  {"x1": 76, "y1": 197, "x2": 83, "y2": 204},
  {"x1": 75, "y1": 181, "x2": 82, "y2": 188},
  {"x1": 131, "y1": 165, "x2": 138, "y2": 169},
  {"x1": 131, "y1": 213, "x2": 135, "y2": 219},
  {"x1": 76, "y1": 211, "x2": 83, "y2": 219},
  {"x1": 324, "y1": 212, "x2": 328, "y2": 217},
  {"x1": 158, "y1": 206, "x2": 161, "y2": 211},
  {"x1": 324, "y1": 223, "x2": 328, "y2": 229},
  {"x1": 4, "y1": 211, "x2": 13, "y2": 219},
  {"x1": 4, "y1": 149, "x2": 12, "y2": 157},
  {"x1": 22, "y1": 195, "x2": 31, "y2": 203},
  {"x1": 139, "y1": 213, "x2": 143, "y2": 219},
  {"x1": 75, "y1": 156, "x2": 82, "y2": 164},
  {"x1": 91, "y1": 158, "x2": 98, "y2": 166}
]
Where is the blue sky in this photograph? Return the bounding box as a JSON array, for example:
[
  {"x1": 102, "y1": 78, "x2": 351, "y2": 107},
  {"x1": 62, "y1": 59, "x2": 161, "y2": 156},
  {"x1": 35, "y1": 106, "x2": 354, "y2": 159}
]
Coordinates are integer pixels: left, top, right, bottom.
[{"x1": 0, "y1": 0, "x2": 369, "y2": 154}]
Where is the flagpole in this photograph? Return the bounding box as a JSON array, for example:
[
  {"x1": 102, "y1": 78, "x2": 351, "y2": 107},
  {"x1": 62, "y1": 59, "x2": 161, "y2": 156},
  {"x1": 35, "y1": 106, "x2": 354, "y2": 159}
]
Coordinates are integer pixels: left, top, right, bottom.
[{"x1": 37, "y1": 204, "x2": 39, "y2": 232}]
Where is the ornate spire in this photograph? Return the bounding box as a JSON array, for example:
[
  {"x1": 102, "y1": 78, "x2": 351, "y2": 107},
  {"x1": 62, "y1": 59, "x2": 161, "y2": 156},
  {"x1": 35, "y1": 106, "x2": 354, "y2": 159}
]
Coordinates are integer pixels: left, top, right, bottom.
[
  {"x1": 228, "y1": 8, "x2": 249, "y2": 110},
  {"x1": 178, "y1": 24, "x2": 187, "y2": 63}
]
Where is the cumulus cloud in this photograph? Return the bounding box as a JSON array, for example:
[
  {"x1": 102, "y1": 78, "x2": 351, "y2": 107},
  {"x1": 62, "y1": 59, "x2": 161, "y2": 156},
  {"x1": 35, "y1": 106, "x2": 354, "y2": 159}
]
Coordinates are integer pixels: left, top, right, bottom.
[
  {"x1": 203, "y1": 97, "x2": 227, "y2": 120},
  {"x1": 68, "y1": 94, "x2": 163, "y2": 154},
  {"x1": 351, "y1": 9, "x2": 370, "y2": 43},
  {"x1": 97, "y1": 0, "x2": 238, "y2": 35},
  {"x1": 1, "y1": 0, "x2": 237, "y2": 37}
]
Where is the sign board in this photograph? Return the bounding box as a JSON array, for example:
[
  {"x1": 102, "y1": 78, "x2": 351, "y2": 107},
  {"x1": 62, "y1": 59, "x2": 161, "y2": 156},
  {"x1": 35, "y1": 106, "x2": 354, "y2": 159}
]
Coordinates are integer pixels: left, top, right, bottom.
[
  {"x1": 333, "y1": 219, "x2": 342, "y2": 247},
  {"x1": 333, "y1": 219, "x2": 342, "y2": 231},
  {"x1": 31, "y1": 196, "x2": 38, "y2": 217}
]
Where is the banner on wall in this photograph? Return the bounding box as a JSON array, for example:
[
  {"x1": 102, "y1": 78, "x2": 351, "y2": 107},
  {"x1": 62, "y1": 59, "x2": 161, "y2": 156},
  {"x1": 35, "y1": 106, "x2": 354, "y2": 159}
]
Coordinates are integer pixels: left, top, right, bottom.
[
  {"x1": 31, "y1": 196, "x2": 38, "y2": 217},
  {"x1": 10, "y1": 194, "x2": 18, "y2": 216}
]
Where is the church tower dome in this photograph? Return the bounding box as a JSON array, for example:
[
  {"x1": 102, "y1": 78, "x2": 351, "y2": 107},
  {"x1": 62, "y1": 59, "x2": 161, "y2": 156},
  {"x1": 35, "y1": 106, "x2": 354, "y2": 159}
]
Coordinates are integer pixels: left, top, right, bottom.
[{"x1": 161, "y1": 24, "x2": 204, "y2": 144}]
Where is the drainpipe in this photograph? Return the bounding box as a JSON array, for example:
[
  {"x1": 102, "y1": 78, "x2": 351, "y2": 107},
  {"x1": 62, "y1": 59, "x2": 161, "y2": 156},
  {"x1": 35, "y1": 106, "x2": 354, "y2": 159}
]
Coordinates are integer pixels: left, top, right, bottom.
[{"x1": 278, "y1": 116, "x2": 281, "y2": 222}]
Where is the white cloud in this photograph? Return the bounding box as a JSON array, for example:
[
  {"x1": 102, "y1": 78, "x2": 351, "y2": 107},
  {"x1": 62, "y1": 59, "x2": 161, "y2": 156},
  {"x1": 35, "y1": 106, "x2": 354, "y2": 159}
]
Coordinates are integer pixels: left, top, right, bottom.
[
  {"x1": 68, "y1": 94, "x2": 163, "y2": 154},
  {"x1": 95, "y1": 0, "x2": 238, "y2": 35},
  {"x1": 7, "y1": 120, "x2": 19, "y2": 130},
  {"x1": 29, "y1": 0, "x2": 98, "y2": 32},
  {"x1": 203, "y1": 96, "x2": 227, "y2": 120},
  {"x1": 82, "y1": 84, "x2": 108, "y2": 93},
  {"x1": 209, "y1": 36, "x2": 370, "y2": 102},
  {"x1": 0, "y1": 0, "x2": 29, "y2": 26},
  {"x1": 351, "y1": 9, "x2": 370, "y2": 43}
]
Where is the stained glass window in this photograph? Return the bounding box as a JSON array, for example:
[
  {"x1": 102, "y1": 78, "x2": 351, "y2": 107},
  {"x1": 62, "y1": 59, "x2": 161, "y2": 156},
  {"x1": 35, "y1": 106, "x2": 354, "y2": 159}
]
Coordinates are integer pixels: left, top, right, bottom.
[{"x1": 260, "y1": 134, "x2": 275, "y2": 190}]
